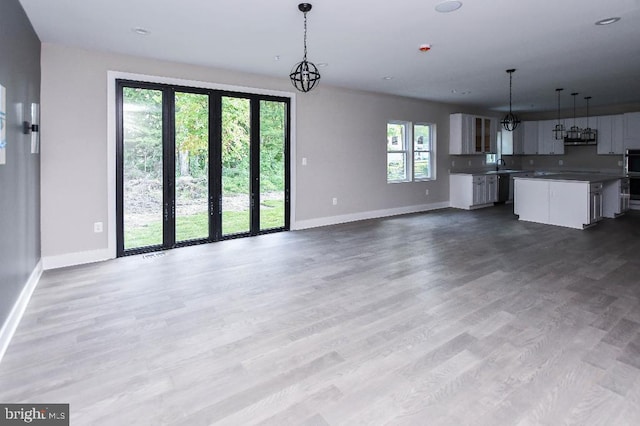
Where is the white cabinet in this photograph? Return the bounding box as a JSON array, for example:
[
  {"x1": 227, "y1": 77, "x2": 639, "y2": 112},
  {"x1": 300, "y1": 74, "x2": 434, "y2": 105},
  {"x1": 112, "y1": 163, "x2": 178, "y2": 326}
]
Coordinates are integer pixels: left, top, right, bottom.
[
  {"x1": 624, "y1": 112, "x2": 640, "y2": 150},
  {"x1": 514, "y1": 177, "x2": 621, "y2": 229},
  {"x1": 472, "y1": 175, "x2": 497, "y2": 205},
  {"x1": 522, "y1": 121, "x2": 538, "y2": 155},
  {"x1": 515, "y1": 179, "x2": 591, "y2": 229},
  {"x1": 450, "y1": 174, "x2": 497, "y2": 210},
  {"x1": 597, "y1": 115, "x2": 624, "y2": 155},
  {"x1": 602, "y1": 178, "x2": 629, "y2": 217},
  {"x1": 537, "y1": 120, "x2": 565, "y2": 155},
  {"x1": 512, "y1": 126, "x2": 524, "y2": 155},
  {"x1": 450, "y1": 114, "x2": 497, "y2": 154},
  {"x1": 449, "y1": 113, "x2": 473, "y2": 154}
]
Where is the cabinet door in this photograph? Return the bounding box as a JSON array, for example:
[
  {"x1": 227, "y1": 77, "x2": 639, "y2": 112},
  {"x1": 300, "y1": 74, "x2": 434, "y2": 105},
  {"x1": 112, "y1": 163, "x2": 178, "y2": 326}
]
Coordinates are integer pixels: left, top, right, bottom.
[
  {"x1": 590, "y1": 191, "x2": 603, "y2": 223},
  {"x1": 483, "y1": 118, "x2": 492, "y2": 153},
  {"x1": 450, "y1": 114, "x2": 474, "y2": 154},
  {"x1": 474, "y1": 117, "x2": 483, "y2": 153},
  {"x1": 512, "y1": 126, "x2": 523, "y2": 155},
  {"x1": 472, "y1": 176, "x2": 486, "y2": 205},
  {"x1": 485, "y1": 175, "x2": 497, "y2": 203},
  {"x1": 489, "y1": 118, "x2": 498, "y2": 153},
  {"x1": 611, "y1": 115, "x2": 624, "y2": 154},
  {"x1": 597, "y1": 115, "x2": 613, "y2": 155},
  {"x1": 549, "y1": 181, "x2": 589, "y2": 228},
  {"x1": 523, "y1": 121, "x2": 538, "y2": 154},
  {"x1": 537, "y1": 120, "x2": 555, "y2": 154},
  {"x1": 538, "y1": 120, "x2": 565, "y2": 155},
  {"x1": 624, "y1": 113, "x2": 640, "y2": 150}
]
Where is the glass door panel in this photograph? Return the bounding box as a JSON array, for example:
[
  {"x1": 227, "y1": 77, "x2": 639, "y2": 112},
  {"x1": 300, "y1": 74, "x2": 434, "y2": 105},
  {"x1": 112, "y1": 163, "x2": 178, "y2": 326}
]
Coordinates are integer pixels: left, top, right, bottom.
[
  {"x1": 122, "y1": 87, "x2": 164, "y2": 250},
  {"x1": 484, "y1": 118, "x2": 491, "y2": 152},
  {"x1": 259, "y1": 100, "x2": 286, "y2": 231},
  {"x1": 475, "y1": 117, "x2": 482, "y2": 152},
  {"x1": 221, "y1": 96, "x2": 251, "y2": 236},
  {"x1": 175, "y1": 92, "x2": 210, "y2": 242}
]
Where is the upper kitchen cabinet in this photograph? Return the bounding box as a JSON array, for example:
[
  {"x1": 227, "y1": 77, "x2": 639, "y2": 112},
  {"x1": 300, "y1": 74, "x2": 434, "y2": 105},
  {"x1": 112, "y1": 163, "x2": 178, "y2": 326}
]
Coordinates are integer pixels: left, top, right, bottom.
[
  {"x1": 449, "y1": 113, "x2": 473, "y2": 154},
  {"x1": 624, "y1": 112, "x2": 640, "y2": 150},
  {"x1": 511, "y1": 125, "x2": 523, "y2": 155},
  {"x1": 597, "y1": 115, "x2": 624, "y2": 155},
  {"x1": 537, "y1": 119, "x2": 565, "y2": 155},
  {"x1": 522, "y1": 121, "x2": 538, "y2": 155},
  {"x1": 450, "y1": 113, "x2": 497, "y2": 154}
]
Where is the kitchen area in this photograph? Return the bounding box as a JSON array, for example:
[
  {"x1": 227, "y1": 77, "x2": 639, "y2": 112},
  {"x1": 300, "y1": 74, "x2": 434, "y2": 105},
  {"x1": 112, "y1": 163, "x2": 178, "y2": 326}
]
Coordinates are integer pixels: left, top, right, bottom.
[{"x1": 448, "y1": 111, "x2": 640, "y2": 229}]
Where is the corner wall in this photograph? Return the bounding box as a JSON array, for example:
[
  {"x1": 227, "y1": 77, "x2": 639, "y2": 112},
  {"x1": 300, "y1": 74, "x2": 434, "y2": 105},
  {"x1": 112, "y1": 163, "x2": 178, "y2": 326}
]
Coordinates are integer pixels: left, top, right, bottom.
[{"x1": 0, "y1": 0, "x2": 41, "y2": 357}]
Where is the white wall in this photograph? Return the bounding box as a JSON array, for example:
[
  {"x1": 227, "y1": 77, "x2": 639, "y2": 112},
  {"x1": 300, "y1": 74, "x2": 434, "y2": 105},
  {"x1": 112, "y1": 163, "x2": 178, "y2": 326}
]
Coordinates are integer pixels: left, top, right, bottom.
[{"x1": 40, "y1": 43, "x2": 469, "y2": 267}]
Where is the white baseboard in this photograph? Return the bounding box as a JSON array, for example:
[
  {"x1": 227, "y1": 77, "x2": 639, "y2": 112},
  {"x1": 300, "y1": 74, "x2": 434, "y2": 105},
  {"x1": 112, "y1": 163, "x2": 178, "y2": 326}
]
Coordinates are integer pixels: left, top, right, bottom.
[
  {"x1": 42, "y1": 248, "x2": 114, "y2": 270},
  {"x1": 0, "y1": 260, "x2": 43, "y2": 364},
  {"x1": 292, "y1": 201, "x2": 450, "y2": 230}
]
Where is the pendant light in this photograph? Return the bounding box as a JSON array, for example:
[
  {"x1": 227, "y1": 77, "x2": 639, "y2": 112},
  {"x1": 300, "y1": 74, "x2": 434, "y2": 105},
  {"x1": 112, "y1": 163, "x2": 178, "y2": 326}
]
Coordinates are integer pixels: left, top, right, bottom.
[
  {"x1": 565, "y1": 92, "x2": 581, "y2": 142},
  {"x1": 582, "y1": 96, "x2": 597, "y2": 142},
  {"x1": 552, "y1": 88, "x2": 565, "y2": 140},
  {"x1": 290, "y1": 3, "x2": 321, "y2": 93},
  {"x1": 500, "y1": 69, "x2": 521, "y2": 131}
]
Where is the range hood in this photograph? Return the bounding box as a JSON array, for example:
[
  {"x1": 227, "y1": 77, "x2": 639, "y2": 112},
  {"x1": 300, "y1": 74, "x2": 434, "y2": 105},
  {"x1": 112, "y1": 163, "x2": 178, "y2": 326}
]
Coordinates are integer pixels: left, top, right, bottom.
[{"x1": 564, "y1": 139, "x2": 597, "y2": 146}]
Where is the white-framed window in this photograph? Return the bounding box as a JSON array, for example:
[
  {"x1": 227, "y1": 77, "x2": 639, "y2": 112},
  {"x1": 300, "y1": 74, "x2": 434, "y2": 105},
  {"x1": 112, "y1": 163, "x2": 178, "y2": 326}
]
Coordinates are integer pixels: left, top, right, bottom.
[
  {"x1": 387, "y1": 121, "x2": 435, "y2": 183},
  {"x1": 387, "y1": 121, "x2": 410, "y2": 182},
  {"x1": 413, "y1": 123, "x2": 434, "y2": 181}
]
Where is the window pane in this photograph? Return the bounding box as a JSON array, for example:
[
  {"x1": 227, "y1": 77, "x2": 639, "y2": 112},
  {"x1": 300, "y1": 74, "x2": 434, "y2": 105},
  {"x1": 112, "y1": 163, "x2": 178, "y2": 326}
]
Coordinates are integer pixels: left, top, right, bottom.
[
  {"x1": 414, "y1": 124, "x2": 430, "y2": 151},
  {"x1": 387, "y1": 123, "x2": 405, "y2": 150},
  {"x1": 387, "y1": 152, "x2": 407, "y2": 181},
  {"x1": 414, "y1": 151, "x2": 430, "y2": 180}
]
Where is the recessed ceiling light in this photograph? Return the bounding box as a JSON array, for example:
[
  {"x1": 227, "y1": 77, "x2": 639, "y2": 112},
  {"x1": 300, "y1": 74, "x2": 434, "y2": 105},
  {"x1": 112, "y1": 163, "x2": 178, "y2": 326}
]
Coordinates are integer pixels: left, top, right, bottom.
[
  {"x1": 595, "y1": 17, "x2": 621, "y2": 25},
  {"x1": 383, "y1": 76, "x2": 393, "y2": 80},
  {"x1": 317, "y1": 62, "x2": 329, "y2": 68},
  {"x1": 435, "y1": 1, "x2": 463, "y2": 13},
  {"x1": 274, "y1": 55, "x2": 280, "y2": 61},
  {"x1": 132, "y1": 27, "x2": 150, "y2": 35}
]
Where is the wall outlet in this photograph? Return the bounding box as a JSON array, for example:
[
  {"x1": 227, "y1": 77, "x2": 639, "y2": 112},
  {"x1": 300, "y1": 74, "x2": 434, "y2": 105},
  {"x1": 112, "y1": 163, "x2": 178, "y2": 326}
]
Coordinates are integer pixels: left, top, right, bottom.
[
  {"x1": 529, "y1": 159, "x2": 534, "y2": 165},
  {"x1": 559, "y1": 159, "x2": 564, "y2": 166},
  {"x1": 451, "y1": 160, "x2": 455, "y2": 167},
  {"x1": 468, "y1": 160, "x2": 472, "y2": 166},
  {"x1": 93, "y1": 222, "x2": 103, "y2": 233},
  {"x1": 332, "y1": 197, "x2": 338, "y2": 205},
  {"x1": 425, "y1": 189, "x2": 429, "y2": 196},
  {"x1": 619, "y1": 160, "x2": 623, "y2": 167},
  {"x1": 302, "y1": 157, "x2": 307, "y2": 166}
]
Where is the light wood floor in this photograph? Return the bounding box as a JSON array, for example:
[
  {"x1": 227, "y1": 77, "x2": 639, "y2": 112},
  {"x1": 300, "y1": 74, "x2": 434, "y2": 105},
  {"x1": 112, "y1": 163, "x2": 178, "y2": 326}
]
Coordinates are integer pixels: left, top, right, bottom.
[{"x1": 2, "y1": 205, "x2": 640, "y2": 425}]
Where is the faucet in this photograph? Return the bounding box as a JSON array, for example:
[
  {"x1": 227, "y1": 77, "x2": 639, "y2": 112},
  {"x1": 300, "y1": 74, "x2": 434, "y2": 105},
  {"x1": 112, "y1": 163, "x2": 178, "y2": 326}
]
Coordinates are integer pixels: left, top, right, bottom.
[{"x1": 496, "y1": 158, "x2": 506, "y2": 171}]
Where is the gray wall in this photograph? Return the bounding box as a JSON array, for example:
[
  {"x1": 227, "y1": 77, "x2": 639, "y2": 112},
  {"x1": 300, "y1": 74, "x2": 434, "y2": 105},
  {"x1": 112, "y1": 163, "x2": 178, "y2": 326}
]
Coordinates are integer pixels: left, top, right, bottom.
[
  {"x1": 40, "y1": 43, "x2": 485, "y2": 264},
  {"x1": 0, "y1": 0, "x2": 41, "y2": 330}
]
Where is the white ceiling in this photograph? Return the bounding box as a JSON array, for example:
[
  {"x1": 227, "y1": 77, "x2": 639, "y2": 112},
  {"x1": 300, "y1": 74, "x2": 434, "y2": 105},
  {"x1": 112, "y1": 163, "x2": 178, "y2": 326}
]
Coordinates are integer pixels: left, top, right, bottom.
[{"x1": 19, "y1": 0, "x2": 640, "y2": 114}]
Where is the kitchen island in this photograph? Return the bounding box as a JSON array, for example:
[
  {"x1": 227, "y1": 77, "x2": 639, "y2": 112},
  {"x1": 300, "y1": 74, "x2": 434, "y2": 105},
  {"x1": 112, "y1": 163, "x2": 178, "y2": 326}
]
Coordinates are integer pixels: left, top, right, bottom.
[{"x1": 513, "y1": 174, "x2": 629, "y2": 229}]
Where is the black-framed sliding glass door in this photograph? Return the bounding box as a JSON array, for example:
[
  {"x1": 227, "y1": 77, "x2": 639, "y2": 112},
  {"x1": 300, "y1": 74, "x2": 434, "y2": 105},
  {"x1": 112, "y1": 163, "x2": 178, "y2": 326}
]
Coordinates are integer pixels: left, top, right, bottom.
[{"x1": 116, "y1": 80, "x2": 290, "y2": 257}]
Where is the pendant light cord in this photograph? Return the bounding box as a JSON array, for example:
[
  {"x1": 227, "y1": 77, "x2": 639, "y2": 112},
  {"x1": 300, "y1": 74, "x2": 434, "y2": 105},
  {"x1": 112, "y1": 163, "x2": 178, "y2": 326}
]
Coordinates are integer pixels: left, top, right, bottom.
[
  {"x1": 303, "y1": 11, "x2": 308, "y2": 61},
  {"x1": 509, "y1": 72, "x2": 513, "y2": 114}
]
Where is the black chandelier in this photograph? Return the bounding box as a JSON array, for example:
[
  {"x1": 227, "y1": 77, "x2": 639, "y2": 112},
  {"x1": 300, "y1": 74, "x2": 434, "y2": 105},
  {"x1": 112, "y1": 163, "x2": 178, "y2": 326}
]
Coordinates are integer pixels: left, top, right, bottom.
[
  {"x1": 552, "y1": 88, "x2": 566, "y2": 140},
  {"x1": 500, "y1": 69, "x2": 521, "y2": 131},
  {"x1": 290, "y1": 3, "x2": 321, "y2": 93}
]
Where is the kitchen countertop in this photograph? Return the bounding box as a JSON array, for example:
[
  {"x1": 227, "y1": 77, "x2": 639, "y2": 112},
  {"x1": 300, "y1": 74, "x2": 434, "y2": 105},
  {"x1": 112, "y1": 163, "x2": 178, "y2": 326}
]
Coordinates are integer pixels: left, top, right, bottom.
[
  {"x1": 450, "y1": 169, "x2": 532, "y2": 175},
  {"x1": 513, "y1": 173, "x2": 625, "y2": 183}
]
